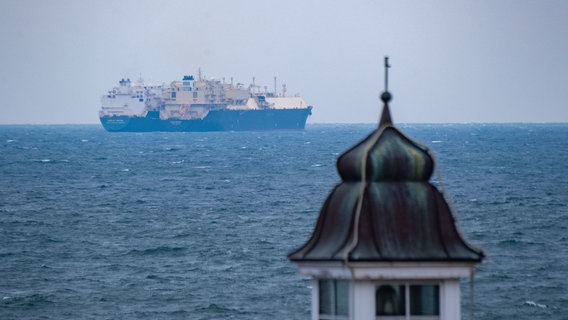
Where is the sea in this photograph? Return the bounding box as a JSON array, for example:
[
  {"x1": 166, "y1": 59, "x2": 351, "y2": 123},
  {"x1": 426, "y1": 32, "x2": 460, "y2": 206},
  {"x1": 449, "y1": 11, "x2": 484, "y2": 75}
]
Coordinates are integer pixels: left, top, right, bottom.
[{"x1": 0, "y1": 123, "x2": 567, "y2": 320}]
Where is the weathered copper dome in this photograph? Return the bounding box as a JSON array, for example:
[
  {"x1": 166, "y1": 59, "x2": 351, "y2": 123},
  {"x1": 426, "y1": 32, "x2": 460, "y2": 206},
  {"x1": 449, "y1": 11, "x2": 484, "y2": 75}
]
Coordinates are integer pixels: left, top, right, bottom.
[{"x1": 289, "y1": 75, "x2": 484, "y2": 263}]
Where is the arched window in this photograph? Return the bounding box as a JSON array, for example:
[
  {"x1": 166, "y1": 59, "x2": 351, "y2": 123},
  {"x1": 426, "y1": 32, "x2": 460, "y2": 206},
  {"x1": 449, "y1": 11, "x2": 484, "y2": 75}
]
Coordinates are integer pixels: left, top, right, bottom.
[{"x1": 376, "y1": 285, "x2": 405, "y2": 315}]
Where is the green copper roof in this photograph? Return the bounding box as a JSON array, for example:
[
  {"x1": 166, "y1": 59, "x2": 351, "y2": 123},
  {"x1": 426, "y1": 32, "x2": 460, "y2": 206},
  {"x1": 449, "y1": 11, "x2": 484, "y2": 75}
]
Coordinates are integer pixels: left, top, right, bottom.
[{"x1": 289, "y1": 91, "x2": 484, "y2": 263}]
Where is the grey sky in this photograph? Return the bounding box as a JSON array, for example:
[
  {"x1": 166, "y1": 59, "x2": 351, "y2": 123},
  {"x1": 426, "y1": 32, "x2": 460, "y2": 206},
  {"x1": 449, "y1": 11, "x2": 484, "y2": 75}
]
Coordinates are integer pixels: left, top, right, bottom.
[{"x1": 1, "y1": 0, "x2": 567, "y2": 124}]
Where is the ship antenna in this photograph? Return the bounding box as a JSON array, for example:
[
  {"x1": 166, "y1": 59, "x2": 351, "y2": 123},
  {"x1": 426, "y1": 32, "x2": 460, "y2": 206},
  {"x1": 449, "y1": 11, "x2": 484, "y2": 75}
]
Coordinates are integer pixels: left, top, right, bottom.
[{"x1": 274, "y1": 76, "x2": 277, "y2": 96}]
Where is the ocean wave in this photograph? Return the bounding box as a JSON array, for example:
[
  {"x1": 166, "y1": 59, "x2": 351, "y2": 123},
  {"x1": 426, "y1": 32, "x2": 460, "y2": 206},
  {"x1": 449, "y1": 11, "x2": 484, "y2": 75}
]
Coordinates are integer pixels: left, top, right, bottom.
[
  {"x1": 195, "y1": 303, "x2": 247, "y2": 316},
  {"x1": 127, "y1": 246, "x2": 187, "y2": 256},
  {"x1": 1, "y1": 293, "x2": 54, "y2": 306},
  {"x1": 524, "y1": 300, "x2": 547, "y2": 308}
]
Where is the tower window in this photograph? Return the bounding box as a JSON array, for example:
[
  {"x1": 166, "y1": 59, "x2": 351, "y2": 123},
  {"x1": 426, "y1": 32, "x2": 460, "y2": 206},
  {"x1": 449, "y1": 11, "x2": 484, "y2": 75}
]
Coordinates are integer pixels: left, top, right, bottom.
[
  {"x1": 410, "y1": 285, "x2": 439, "y2": 316},
  {"x1": 319, "y1": 279, "x2": 349, "y2": 319},
  {"x1": 376, "y1": 285, "x2": 405, "y2": 316},
  {"x1": 375, "y1": 284, "x2": 439, "y2": 319}
]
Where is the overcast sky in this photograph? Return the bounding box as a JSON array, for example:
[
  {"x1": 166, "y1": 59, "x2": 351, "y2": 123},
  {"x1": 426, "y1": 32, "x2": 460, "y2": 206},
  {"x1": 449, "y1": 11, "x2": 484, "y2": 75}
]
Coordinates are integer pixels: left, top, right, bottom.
[{"x1": 1, "y1": 0, "x2": 567, "y2": 124}]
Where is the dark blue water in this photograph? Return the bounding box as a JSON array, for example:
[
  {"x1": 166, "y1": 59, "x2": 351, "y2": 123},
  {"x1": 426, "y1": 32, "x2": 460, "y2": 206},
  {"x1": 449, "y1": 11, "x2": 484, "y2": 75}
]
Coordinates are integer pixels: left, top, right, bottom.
[{"x1": 1, "y1": 124, "x2": 567, "y2": 319}]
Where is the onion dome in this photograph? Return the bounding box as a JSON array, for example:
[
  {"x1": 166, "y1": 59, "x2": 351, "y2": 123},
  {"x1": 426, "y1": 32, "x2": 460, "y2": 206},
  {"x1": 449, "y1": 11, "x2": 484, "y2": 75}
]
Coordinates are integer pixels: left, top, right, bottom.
[{"x1": 289, "y1": 66, "x2": 484, "y2": 263}]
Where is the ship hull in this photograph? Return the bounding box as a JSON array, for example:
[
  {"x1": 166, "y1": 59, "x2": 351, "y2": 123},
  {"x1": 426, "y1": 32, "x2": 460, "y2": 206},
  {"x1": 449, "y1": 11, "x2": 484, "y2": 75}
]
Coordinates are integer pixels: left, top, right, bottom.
[{"x1": 100, "y1": 108, "x2": 312, "y2": 132}]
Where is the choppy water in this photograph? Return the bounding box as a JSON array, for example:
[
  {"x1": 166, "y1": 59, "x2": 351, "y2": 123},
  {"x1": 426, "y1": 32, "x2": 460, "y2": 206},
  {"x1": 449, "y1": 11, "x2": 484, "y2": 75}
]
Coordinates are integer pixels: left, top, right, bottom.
[{"x1": 1, "y1": 124, "x2": 567, "y2": 319}]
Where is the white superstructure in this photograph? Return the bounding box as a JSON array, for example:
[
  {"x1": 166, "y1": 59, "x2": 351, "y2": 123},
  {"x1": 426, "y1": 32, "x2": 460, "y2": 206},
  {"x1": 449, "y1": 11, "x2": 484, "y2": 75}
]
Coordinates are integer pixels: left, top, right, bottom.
[
  {"x1": 99, "y1": 78, "x2": 163, "y2": 117},
  {"x1": 100, "y1": 74, "x2": 310, "y2": 121}
]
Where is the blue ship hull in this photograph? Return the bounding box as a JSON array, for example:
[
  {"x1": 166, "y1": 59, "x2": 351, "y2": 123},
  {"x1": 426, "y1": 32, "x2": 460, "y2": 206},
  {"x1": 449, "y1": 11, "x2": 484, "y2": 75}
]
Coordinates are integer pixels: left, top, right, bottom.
[{"x1": 100, "y1": 107, "x2": 312, "y2": 132}]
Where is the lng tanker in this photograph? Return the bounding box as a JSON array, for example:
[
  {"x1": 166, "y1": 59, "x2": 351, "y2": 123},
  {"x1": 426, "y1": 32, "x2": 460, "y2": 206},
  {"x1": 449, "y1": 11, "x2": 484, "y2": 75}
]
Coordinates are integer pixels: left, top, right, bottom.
[{"x1": 99, "y1": 74, "x2": 313, "y2": 132}]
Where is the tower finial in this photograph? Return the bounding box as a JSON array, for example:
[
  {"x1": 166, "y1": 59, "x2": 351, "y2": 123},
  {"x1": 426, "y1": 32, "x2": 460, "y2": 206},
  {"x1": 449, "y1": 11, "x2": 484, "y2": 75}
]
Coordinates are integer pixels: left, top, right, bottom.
[{"x1": 379, "y1": 56, "x2": 393, "y2": 126}]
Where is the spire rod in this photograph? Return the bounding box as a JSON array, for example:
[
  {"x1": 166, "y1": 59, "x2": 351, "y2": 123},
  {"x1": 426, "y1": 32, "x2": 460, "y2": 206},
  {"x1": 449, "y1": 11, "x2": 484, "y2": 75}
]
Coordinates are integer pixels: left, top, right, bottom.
[
  {"x1": 384, "y1": 56, "x2": 390, "y2": 92},
  {"x1": 379, "y1": 56, "x2": 393, "y2": 126}
]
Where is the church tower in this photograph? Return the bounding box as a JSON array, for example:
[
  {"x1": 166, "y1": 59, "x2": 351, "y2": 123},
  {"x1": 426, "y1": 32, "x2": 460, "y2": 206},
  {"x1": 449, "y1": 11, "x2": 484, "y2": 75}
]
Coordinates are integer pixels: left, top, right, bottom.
[{"x1": 288, "y1": 58, "x2": 484, "y2": 320}]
